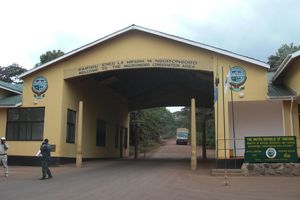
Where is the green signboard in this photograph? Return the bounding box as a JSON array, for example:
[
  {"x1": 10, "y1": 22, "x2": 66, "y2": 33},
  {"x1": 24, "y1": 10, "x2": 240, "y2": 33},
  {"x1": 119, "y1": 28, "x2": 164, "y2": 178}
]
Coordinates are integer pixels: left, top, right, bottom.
[{"x1": 244, "y1": 136, "x2": 298, "y2": 163}]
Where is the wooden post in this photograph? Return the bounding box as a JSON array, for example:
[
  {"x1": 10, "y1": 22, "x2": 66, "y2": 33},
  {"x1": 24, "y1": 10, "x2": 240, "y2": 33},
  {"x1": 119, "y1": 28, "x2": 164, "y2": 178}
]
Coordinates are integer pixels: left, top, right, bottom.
[
  {"x1": 76, "y1": 101, "x2": 83, "y2": 167},
  {"x1": 191, "y1": 98, "x2": 197, "y2": 170}
]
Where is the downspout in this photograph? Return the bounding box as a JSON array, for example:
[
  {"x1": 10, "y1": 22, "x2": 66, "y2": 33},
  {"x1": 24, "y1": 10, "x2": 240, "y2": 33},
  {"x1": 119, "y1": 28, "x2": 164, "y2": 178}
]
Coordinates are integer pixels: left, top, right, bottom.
[{"x1": 290, "y1": 97, "x2": 294, "y2": 136}]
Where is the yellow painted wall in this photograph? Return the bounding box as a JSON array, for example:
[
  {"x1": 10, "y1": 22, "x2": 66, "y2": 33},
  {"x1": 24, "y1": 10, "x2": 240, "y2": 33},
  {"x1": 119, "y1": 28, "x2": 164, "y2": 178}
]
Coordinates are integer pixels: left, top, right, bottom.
[
  {"x1": 0, "y1": 109, "x2": 7, "y2": 138},
  {"x1": 8, "y1": 64, "x2": 65, "y2": 157},
  {"x1": 282, "y1": 101, "x2": 300, "y2": 156},
  {"x1": 60, "y1": 79, "x2": 128, "y2": 158},
  {"x1": 62, "y1": 31, "x2": 214, "y2": 76}
]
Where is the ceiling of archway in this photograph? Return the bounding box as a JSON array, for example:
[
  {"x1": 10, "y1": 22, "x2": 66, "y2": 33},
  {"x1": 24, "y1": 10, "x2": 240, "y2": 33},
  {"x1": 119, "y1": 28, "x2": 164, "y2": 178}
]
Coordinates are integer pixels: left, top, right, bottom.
[{"x1": 71, "y1": 68, "x2": 213, "y2": 111}]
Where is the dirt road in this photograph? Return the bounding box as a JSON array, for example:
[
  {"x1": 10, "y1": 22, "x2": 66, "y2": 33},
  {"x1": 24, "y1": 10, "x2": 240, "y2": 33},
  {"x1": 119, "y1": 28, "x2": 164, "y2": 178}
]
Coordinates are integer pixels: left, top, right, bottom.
[
  {"x1": 1, "y1": 139, "x2": 299, "y2": 200},
  {"x1": 146, "y1": 138, "x2": 215, "y2": 159}
]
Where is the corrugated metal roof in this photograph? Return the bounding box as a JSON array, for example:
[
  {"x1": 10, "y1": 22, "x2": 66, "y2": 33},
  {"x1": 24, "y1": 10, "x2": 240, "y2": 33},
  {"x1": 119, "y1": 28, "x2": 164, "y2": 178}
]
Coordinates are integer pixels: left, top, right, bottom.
[
  {"x1": 0, "y1": 95, "x2": 22, "y2": 107},
  {"x1": 268, "y1": 84, "x2": 296, "y2": 99},
  {"x1": 19, "y1": 24, "x2": 269, "y2": 78},
  {"x1": 267, "y1": 72, "x2": 296, "y2": 99},
  {"x1": 0, "y1": 80, "x2": 23, "y2": 94}
]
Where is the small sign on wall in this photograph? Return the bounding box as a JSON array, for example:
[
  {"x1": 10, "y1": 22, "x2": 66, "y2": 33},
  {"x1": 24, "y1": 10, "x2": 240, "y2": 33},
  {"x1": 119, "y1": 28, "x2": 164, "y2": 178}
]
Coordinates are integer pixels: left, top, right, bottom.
[{"x1": 244, "y1": 136, "x2": 298, "y2": 163}]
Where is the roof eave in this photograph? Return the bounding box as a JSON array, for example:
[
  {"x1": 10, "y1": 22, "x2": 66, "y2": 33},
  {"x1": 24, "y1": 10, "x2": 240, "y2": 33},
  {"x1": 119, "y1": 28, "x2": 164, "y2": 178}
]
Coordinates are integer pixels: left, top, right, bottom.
[
  {"x1": 0, "y1": 102, "x2": 22, "y2": 108},
  {"x1": 0, "y1": 85, "x2": 22, "y2": 94},
  {"x1": 267, "y1": 96, "x2": 297, "y2": 100}
]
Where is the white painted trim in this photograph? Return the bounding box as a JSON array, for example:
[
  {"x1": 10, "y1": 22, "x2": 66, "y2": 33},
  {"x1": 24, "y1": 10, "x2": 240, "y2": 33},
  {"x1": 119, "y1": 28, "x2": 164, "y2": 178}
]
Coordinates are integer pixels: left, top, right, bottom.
[
  {"x1": 0, "y1": 85, "x2": 22, "y2": 94},
  {"x1": 19, "y1": 25, "x2": 269, "y2": 78},
  {"x1": 267, "y1": 95, "x2": 296, "y2": 100},
  {"x1": 290, "y1": 98, "x2": 294, "y2": 136},
  {"x1": 0, "y1": 102, "x2": 22, "y2": 108}
]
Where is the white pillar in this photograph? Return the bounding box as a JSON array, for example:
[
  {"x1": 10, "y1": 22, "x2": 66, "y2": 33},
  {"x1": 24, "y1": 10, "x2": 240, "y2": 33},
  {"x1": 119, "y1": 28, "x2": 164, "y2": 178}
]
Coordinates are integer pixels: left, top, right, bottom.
[
  {"x1": 76, "y1": 101, "x2": 83, "y2": 167},
  {"x1": 191, "y1": 98, "x2": 197, "y2": 170}
]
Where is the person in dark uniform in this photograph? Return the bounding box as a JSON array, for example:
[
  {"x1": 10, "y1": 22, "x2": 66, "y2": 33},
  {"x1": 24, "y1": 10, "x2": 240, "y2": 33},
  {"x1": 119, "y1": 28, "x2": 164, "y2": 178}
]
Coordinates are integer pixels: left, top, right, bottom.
[
  {"x1": 40, "y1": 138, "x2": 53, "y2": 180},
  {"x1": 0, "y1": 137, "x2": 9, "y2": 177}
]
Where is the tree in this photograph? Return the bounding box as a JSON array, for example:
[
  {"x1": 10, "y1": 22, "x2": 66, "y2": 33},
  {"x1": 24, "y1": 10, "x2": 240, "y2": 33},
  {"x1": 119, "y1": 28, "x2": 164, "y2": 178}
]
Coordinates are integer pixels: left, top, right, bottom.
[
  {"x1": 0, "y1": 63, "x2": 27, "y2": 83},
  {"x1": 268, "y1": 43, "x2": 300, "y2": 72},
  {"x1": 36, "y1": 50, "x2": 64, "y2": 67}
]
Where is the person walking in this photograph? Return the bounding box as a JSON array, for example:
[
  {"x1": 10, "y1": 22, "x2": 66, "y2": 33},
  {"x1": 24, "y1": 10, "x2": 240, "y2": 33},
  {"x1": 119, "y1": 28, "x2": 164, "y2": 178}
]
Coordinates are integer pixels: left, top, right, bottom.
[
  {"x1": 39, "y1": 138, "x2": 53, "y2": 180},
  {"x1": 0, "y1": 137, "x2": 9, "y2": 177}
]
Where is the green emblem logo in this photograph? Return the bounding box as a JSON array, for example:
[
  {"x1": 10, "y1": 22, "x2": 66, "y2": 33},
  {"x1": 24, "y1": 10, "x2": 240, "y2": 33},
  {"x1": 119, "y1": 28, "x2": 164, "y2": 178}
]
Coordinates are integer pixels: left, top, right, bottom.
[
  {"x1": 32, "y1": 76, "x2": 48, "y2": 99},
  {"x1": 229, "y1": 66, "x2": 247, "y2": 92},
  {"x1": 266, "y1": 148, "x2": 277, "y2": 159}
]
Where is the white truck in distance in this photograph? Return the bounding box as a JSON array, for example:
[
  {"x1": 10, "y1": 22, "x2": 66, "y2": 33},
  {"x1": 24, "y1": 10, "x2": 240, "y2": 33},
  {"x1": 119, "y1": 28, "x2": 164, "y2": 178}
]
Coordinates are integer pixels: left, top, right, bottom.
[{"x1": 176, "y1": 128, "x2": 189, "y2": 145}]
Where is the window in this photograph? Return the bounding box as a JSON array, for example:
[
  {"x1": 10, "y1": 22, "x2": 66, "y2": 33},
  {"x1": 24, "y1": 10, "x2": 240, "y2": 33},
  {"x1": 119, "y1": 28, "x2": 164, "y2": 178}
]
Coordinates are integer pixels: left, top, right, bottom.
[
  {"x1": 115, "y1": 125, "x2": 119, "y2": 148},
  {"x1": 66, "y1": 109, "x2": 76, "y2": 143},
  {"x1": 96, "y1": 119, "x2": 106, "y2": 147},
  {"x1": 6, "y1": 107, "x2": 45, "y2": 141}
]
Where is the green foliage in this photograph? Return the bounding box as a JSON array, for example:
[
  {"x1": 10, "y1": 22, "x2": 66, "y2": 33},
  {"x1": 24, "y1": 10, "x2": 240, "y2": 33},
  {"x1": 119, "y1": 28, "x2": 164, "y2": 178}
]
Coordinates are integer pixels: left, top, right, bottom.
[
  {"x1": 130, "y1": 107, "x2": 176, "y2": 154},
  {"x1": 268, "y1": 43, "x2": 300, "y2": 72},
  {"x1": 173, "y1": 107, "x2": 190, "y2": 129},
  {"x1": 36, "y1": 50, "x2": 64, "y2": 67},
  {"x1": 0, "y1": 63, "x2": 27, "y2": 83}
]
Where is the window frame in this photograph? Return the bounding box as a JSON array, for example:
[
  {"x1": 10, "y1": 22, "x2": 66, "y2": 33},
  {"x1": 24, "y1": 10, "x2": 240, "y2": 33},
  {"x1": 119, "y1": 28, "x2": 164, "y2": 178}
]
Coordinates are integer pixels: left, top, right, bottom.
[
  {"x1": 96, "y1": 119, "x2": 106, "y2": 147},
  {"x1": 115, "y1": 125, "x2": 119, "y2": 148},
  {"x1": 66, "y1": 109, "x2": 76, "y2": 144},
  {"x1": 6, "y1": 107, "x2": 45, "y2": 141},
  {"x1": 124, "y1": 127, "x2": 128, "y2": 149}
]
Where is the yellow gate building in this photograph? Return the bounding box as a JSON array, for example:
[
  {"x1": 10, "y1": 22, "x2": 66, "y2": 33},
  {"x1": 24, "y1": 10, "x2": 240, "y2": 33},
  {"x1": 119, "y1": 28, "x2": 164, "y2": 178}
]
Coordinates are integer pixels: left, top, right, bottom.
[{"x1": 0, "y1": 25, "x2": 299, "y2": 167}]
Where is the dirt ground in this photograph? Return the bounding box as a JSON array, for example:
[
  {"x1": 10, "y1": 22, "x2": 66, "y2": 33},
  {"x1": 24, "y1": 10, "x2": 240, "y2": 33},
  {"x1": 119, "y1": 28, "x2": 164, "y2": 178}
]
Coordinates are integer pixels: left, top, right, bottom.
[{"x1": 0, "y1": 138, "x2": 299, "y2": 200}]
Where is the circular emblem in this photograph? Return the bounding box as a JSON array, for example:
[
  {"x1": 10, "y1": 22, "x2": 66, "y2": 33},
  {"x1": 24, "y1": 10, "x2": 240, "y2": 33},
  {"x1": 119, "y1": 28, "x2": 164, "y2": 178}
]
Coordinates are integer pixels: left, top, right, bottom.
[
  {"x1": 266, "y1": 148, "x2": 277, "y2": 159},
  {"x1": 32, "y1": 76, "x2": 48, "y2": 98},
  {"x1": 229, "y1": 66, "x2": 247, "y2": 89}
]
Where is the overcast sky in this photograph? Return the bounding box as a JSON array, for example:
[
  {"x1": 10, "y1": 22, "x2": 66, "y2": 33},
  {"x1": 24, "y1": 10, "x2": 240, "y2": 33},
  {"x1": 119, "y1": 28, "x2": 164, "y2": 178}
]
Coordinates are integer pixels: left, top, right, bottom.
[{"x1": 0, "y1": 0, "x2": 299, "y2": 70}]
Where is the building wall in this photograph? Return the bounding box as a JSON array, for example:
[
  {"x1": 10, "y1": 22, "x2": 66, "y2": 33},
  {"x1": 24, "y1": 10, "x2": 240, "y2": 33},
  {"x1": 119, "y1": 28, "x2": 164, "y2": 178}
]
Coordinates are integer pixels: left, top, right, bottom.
[
  {"x1": 213, "y1": 54, "x2": 268, "y2": 158},
  {"x1": 60, "y1": 79, "x2": 129, "y2": 158},
  {"x1": 282, "y1": 58, "x2": 300, "y2": 156},
  {"x1": 63, "y1": 31, "x2": 215, "y2": 79},
  {"x1": 8, "y1": 63, "x2": 65, "y2": 157},
  {"x1": 228, "y1": 101, "x2": 284, "y2": 157}
]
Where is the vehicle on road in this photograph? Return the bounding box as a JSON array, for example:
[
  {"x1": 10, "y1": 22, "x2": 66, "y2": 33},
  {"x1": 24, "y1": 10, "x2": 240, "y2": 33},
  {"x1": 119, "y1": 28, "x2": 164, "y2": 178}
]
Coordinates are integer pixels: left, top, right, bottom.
[{"x1": 176, "y1": 128, "x2": 189, "y2": 145}]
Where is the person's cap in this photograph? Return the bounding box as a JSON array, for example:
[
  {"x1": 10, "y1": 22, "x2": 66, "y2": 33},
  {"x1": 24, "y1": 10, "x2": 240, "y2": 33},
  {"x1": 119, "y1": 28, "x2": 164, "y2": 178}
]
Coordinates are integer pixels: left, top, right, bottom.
[{"x1": 1, "y1": 137, "x2": 6, "y2": 140}]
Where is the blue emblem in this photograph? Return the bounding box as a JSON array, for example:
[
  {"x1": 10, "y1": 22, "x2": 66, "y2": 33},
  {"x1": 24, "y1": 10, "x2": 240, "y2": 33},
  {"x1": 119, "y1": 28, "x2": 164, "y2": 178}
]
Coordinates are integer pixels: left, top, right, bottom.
[
  {"x1": 32, "y1": 76, "x2": 48, "y2": 99},
  {"x1": 229, "y1": 66, "x2": 247, "y2": 92}
]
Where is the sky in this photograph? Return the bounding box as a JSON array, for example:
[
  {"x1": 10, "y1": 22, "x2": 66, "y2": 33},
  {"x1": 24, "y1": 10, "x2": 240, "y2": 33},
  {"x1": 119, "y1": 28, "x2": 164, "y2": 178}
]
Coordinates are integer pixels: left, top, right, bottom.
[{"x1": 0, "y1": 0, "x2": 299, "y2": 70}]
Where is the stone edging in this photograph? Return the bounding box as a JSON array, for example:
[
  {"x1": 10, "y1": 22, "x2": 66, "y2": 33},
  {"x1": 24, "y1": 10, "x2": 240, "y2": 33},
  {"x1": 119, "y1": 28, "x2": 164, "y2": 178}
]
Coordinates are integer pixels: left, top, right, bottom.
[{"x1": 241, "y1": 163, "x2": 300, "y2": 176}]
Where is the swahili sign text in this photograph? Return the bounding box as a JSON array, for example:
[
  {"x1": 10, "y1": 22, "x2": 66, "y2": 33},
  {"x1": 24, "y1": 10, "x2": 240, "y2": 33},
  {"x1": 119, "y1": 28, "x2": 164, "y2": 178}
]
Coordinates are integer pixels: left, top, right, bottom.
[
  {"x1": 244, "y1": 136, "x2": 298, "y2": 163},
  {"x1": 77, "y1": 59, "x2": 197, "y2": 76}
]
